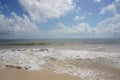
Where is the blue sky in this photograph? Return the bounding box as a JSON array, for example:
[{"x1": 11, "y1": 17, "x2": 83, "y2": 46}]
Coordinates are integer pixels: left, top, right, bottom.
[{"x1": 0, "y1": 0, "x2": 120, "y2": 39}]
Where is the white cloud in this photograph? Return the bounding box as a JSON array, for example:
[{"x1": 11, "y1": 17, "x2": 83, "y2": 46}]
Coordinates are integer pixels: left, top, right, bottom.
[
  {"x1": 74, "y1": 13, "x2": 92, "y2": 21},
  {"x1": 0, "y1": 12, "x2": 41, "y2": 38},
  {"x1": 100, "y1": 0, "x2": 120, "y2": 15},
  {"x1": 115, "y1": 0, "x2": 120, "y2": 3},
  {"x1": 96, "y1": 14, "x2": 120, "y2": 34},
  {"x1": 50, "y1": 22, "x2": 94, "y2": 34},
  {"x1": 50, "y1": 14, "x2": 120, "y2": 36},
  {"x1": 93, "y1": 0, "x2": 102, "y2": 3},
  {"x1": 87, "y1": 12, "x2": 93, "y2": 16},
  {"x1": 100, "y1": 3, "x2": 116, "y2": 14},
  {"x1": 74, "y1": 6, "x2": 81, "y2": 13},
  {"x1": 19, "y1": 0, "x2": 74, "y2": 23},
  {"x1": 74, "y1": 15, "x2": 86, "y2": 21}
]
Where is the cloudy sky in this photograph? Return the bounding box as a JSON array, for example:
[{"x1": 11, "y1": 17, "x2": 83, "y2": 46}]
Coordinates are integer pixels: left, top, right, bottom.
[{"x1": 0, "y1": 0, "x2": 120, "y2": 39}]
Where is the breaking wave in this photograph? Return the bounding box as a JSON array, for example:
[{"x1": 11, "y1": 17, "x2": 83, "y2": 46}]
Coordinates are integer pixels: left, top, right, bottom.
[{"x1": 0, "y1": 48, "x2": 120, "y2": 80}]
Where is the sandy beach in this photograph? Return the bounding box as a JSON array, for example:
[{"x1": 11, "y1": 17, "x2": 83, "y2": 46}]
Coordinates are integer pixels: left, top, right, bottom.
[{"x1": 0, "y1": 68, "x2": 81, "y2": 80}]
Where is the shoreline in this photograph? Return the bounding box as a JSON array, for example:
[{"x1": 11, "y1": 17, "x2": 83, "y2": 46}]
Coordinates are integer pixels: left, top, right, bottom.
[{"x1": 0, "y1": 68, "x2": 82, "y2": 80}]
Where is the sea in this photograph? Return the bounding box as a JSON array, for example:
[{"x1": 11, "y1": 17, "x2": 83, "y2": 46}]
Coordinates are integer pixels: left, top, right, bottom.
[{"x1": 0, "y1": 38, "x2": 120, "y2": 80}]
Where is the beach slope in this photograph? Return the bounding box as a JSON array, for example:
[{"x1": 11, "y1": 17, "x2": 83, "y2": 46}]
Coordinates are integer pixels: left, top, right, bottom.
[{"x1": 0, "y1": 68, "x2": 81, "y2": 80}]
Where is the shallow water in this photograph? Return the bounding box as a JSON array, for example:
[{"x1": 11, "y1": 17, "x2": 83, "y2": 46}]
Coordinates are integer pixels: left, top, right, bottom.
[{"x1": 0, "y1": 39, "x2": 120, "y2": 80}]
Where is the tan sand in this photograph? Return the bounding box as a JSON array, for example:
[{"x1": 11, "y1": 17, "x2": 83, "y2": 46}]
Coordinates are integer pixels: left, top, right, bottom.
[{"x1": 0, "y1": 68, "x2": 81, "y2": 80}]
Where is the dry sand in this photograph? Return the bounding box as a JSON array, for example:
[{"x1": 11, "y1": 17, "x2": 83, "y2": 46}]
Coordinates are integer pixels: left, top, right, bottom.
[{"x1": 0, "y1": 68, "x2": 81, "y2": 80}]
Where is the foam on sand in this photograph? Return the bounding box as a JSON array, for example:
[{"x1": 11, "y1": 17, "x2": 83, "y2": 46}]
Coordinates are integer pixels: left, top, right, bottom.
[{"x1": 0, "y1": 48, "x2": 120, "y2": 80}]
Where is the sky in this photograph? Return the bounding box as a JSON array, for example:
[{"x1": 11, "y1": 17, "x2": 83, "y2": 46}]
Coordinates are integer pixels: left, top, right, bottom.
[{"x1": 0, "y1": 0, "x2": 120, "y2": 39}]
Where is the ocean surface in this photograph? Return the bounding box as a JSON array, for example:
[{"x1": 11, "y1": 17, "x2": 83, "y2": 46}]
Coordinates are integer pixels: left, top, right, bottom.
[{"x1": 0, "y1": 38, "x2": 120, "y2": 80}]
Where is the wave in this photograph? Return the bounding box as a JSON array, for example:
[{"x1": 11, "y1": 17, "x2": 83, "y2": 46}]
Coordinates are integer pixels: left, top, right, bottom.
[{"x1": 0, "y1": 48, "x2": 120, "y2": 80}]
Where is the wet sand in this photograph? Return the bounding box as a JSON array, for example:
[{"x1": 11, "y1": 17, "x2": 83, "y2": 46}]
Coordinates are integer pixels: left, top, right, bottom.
[{"x1": 0, "y1": 68, "x2": 81, "y2": 80}]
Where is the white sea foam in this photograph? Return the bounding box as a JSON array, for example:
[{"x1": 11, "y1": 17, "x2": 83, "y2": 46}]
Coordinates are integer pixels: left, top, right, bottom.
[{"x1": 0, "y1": 48, "x2": 120, "y2": 80}]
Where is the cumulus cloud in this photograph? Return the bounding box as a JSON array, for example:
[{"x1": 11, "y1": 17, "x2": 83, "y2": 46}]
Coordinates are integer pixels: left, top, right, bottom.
[
  {"x1": 19, "y1": 0, "x2": 74, "y2": 23},
  {"x1": 115, "y1": 0, "x2": 120, "y2": 3},
  {"x1": 100, "y1": 0, "x2": 120, "y2": 15},
  {"x1": 74, "y1": 13, "x2": 92, "y2": 21},
  {"x1": 74, "y1": 15, "x2": 86, "y2": 21},
  {"x1": 100, "y1": 3, "x2": 116, "y2": 14},
  {"x1": 50, "y1": 22, "x2": 94, "y2": 34},
  {"x1": 96, "y1": 14, "x2": 120, "y2": 34},
  {"x1": 0, "y1": 12, "x2": 41, "y2": 38},
  {"x1": 93, "y1": 0, "x2": 102, "y2": 3},
  {"x1": 49, "y1": 14, "x2": 120, "y2": 36}
]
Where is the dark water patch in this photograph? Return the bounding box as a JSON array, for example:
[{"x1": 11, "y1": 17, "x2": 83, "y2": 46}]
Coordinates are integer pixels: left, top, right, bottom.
[
  {"x1": 7, "y1": 42, "x2": 50, "y2": 46},
  {"x1": 5, "y1": 65, "x2": 30, "y2": 70}
]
